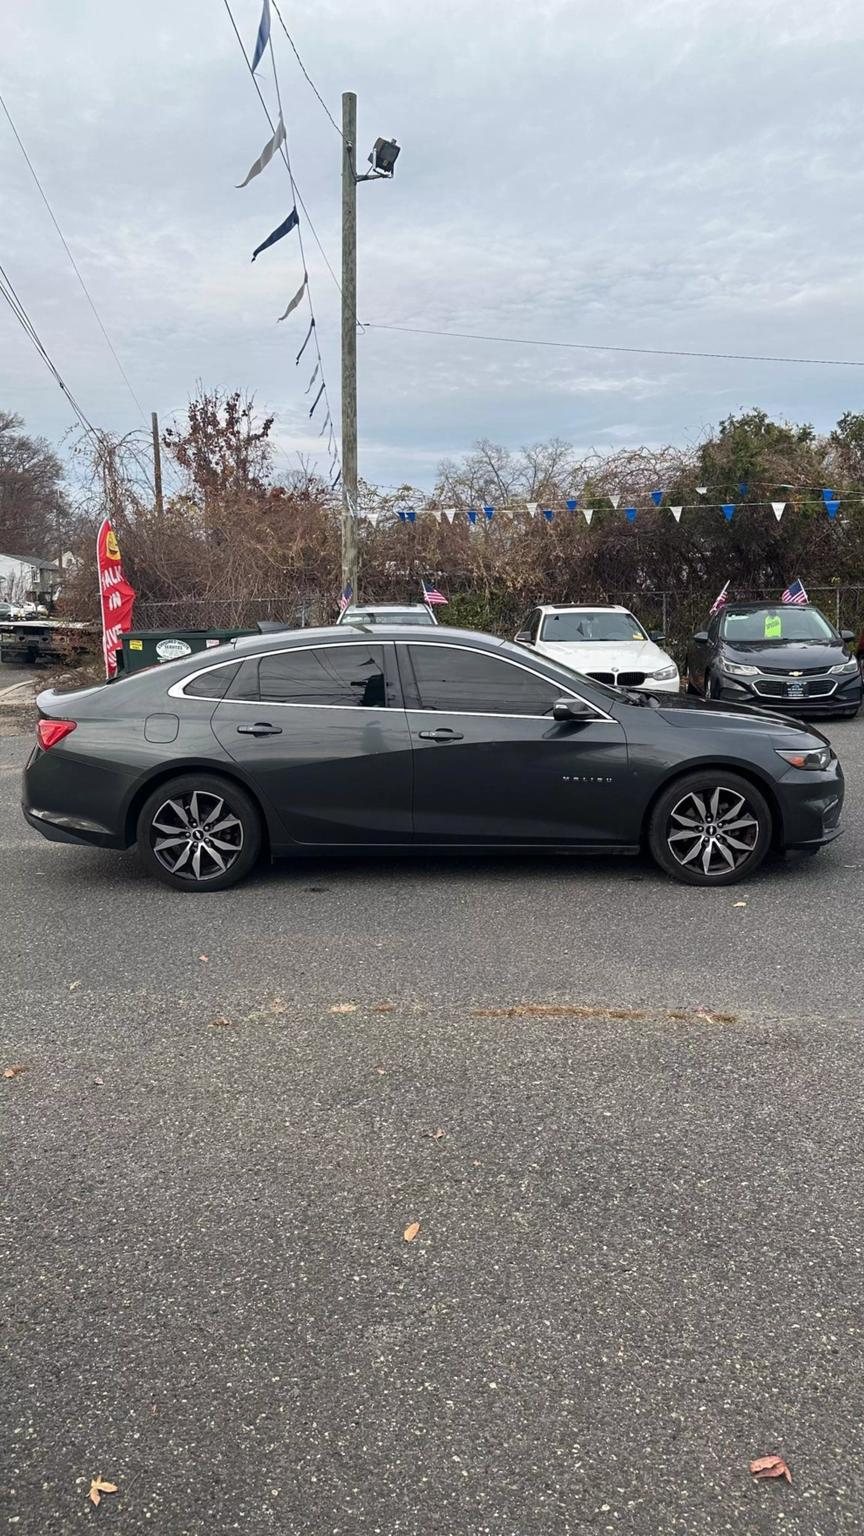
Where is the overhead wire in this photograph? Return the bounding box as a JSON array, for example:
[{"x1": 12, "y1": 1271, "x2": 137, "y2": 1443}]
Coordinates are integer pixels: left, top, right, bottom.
[
  {"x1": 270, "y1": 0, "x2": 343, "y2": 140},
  {"x1": 0, "y1": 257, "x2": 98, "y2": 439},
  {"x1": 362, "y1": 321, "x2": 864, "y2": 370},
  {"x1": 0, "y1": 87, "x2": 146, "y2": 420},
  {"x1": 221, "y1": 0, "x2": 341, "y2": 479}
]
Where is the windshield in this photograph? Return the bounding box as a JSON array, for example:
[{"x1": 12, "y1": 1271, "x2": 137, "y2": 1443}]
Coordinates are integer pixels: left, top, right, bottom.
[
  {"x1": 344, "y1": 610, "x2": 433, "y2": 626},
  {"x1": 540, "y1": 611, "x2": 648, "y2": 643},
  {"x1": 721, "y1": 607, "x2": 835, "y2": 644}
]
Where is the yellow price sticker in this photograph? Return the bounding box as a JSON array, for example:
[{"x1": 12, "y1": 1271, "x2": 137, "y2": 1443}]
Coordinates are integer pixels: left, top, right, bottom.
[{"x1": 129, "y1": 639, "x2": 143, "y2": 650}]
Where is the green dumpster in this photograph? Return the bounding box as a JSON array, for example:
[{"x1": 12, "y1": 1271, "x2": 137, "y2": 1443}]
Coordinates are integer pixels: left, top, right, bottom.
[{"x1": 117, "y1": 627, "x2": 256, "y2": 676}]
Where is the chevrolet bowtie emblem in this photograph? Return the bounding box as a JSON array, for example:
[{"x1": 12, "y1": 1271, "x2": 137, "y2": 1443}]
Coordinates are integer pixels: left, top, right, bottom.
[{"x1": 789, "y1": 670, "x2": 803, "y2": 676}]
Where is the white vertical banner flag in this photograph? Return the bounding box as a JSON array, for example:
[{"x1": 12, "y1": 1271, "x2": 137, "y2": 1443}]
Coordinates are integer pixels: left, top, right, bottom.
[
  {"x1": 771, "y1": 501, "x2": 786, "y2": 521},
  {"x1": 526, "y1": 502, "x2": 538, "y2": 518},
  {"x1": 582, "y1": 507, "x2": 594, "y2": 525},
  {"x1": 670, "y1": 506, "x2": 683, "y2": 522},
  {"x1": 609, "y1": 493, "x2": 621, "y2": 509},
  {"x1": 443, "y1": 508, "x2": 457, "y2": 524},
  {"x1": 237, "y1": 117, "x2": 286, "y2": 187},
  {"x1": 696, "y1": 486, "x2": 707, "y2": 496}
]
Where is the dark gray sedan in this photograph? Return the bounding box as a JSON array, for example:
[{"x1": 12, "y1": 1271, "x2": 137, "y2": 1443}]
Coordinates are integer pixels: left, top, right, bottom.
[{"x1": 23, "y1": 625, "x2": 844, "y2": 890}]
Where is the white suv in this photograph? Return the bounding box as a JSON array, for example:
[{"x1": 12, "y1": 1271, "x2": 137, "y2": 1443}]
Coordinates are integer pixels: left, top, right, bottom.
[{"x1": 516, "y1": 604, "x2": 679, "y2": 693}]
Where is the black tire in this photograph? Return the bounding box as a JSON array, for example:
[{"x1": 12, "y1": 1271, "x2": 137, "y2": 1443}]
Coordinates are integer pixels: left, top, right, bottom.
[
  {"x1": 706, "y1": 670, "x2": 723, "y2": 700},
  {"x1": 136, "y1": 773, "x2": 262, "y2": 891},
  {"x1": 648, "y1": 771, "x2": 772, "y2": 886}
]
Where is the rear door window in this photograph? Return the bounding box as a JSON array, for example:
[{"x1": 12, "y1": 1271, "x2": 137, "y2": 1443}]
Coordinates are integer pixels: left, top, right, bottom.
[{"x1": 227, "y1": 645, "x2": 389, "y2": 708}]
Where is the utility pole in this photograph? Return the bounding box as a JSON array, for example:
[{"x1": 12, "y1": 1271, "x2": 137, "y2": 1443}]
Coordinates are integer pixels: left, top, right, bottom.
[
  {"x1": 341, "y1": 91, "x2": 359, "y2": 600},
  {"x1": 151, "y1": 411, "x2": 164, "y2": 516}
]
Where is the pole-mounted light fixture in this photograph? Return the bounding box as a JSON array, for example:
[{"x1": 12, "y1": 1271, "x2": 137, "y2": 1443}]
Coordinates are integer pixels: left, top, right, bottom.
[{"x1": 365, "y1": 136, "x2": 401, "y2": 178}]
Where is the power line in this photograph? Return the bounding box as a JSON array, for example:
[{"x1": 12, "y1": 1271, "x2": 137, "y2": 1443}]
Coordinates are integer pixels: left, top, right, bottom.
[
  {"x1": 0, "y1": 258, "x2": 98, "y2": 438},
  {"x1": 0, "y1": 87, "x2": 146, "y2": 419},
  {"x1": 270, "y1": 0, "x2": 343, "y2": 140},
  {"x1": 362, "y1": 321, "x2": 864, "y2": 370}
]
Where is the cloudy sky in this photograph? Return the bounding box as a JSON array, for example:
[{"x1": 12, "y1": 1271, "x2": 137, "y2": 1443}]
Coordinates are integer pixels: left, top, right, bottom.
[{"x1": 2, "y1": 0, "x2": 863, "y2": 489}]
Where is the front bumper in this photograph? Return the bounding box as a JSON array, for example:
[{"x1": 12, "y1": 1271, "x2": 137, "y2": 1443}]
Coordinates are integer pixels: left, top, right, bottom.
[
  {"x1": 713, "y1": 672, "x2": 862, "y2": 716},
  {"x1": 776, "y1": 757, "x2": 845, "y2": 849}
]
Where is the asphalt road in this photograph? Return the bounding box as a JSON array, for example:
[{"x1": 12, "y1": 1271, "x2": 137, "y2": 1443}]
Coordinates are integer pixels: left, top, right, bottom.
[{"x1": 3, "y1": 708, "x2": 864, "y2": 1533}]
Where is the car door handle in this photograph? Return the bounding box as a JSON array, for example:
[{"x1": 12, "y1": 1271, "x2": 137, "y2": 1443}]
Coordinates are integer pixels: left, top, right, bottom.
[
  {"x1": 417, "y1": 728, "x2": 464, "y2": 742},
  {"x1": 236, "y1": 722, "x2": 283, "y2": 736}
]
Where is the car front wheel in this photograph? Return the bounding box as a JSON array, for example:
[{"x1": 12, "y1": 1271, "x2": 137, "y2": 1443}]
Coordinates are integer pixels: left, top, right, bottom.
[
  {"x1": 136, "y1": 774, "x2": 262, "y2": 891},
  {"x1": 648, "y1": 771, "x2": 772, "y2": 886}
]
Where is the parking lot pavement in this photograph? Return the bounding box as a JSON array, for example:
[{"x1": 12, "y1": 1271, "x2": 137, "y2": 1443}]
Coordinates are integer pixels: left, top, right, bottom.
[{"x1": 3, "y1": 713, "x2": 864, "y2": 1533}]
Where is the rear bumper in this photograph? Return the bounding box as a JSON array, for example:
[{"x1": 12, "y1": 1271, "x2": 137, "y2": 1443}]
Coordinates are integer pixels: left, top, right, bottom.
[{"x1": 23, "y1": 805, "x2": 125, "y2": 849}]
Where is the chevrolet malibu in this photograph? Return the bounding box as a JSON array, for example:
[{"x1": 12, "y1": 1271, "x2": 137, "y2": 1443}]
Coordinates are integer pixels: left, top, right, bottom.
[{"x1": 23, "y1": 625, "x2": 843, "y2": 890}]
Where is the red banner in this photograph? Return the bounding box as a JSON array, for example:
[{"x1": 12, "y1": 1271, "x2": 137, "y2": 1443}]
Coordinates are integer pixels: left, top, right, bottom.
[{"x1": 97, "y1": 518, "x2": 136, "y2": 679}]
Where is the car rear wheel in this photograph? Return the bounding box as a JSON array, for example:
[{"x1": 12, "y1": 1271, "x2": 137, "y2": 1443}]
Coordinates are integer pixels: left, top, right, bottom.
[
  {"x1": 136, "y1": 774, "x2": 262, "y2": 891},
  {"x1": 648, "y1": 772, "x2": 772, "y2": 886}
]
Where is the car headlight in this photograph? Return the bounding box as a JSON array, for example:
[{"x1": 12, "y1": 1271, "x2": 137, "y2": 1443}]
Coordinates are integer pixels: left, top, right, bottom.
[
  {"x1": 776, "y1": 746, "x2": 832, "y2": 771},
  {"x1": 650, "y1": 664, "x2": 678, "y2": 681},
  {"x1": 720, "y1": 657, "x2": 760, "y2": 677},
  {"x1": 829, "y1": 658, "x2": 859, "y2": 675}
]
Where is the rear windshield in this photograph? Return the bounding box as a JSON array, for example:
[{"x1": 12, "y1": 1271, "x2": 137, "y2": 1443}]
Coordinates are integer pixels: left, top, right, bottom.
[
  {"x1": 540, "y1": 611, "x2": 648, "y2": 643},
  {"x1": 344, "y1": 610, "x2": 433, "y2": 626},
  {"x1": 721, "y1": 607, "x2": 835, "y2": 643}
]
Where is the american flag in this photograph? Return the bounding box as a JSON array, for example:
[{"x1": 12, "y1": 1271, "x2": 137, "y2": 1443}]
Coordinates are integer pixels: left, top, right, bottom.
[
  {"x1": 782, "y1": 578, "x2": 808, "y2": 605},
  {"x1": 709, "y1": 580, "x2": 730, "y2": 615},
  {"x1": 421, "y1": 579, "x2": 448, "y2": 606},
  {"x1": 339, "y1": 581, "x2": 353, "y2": 612}
]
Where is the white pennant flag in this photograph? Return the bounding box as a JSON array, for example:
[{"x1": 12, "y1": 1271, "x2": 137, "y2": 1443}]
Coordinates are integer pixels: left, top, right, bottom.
[
  {"x1": 526, "y1": 502, "x2": 538, "y2": 518},
  {"x1": 237, "y1": 117, "x2": 286, "y2": 188},
  {"x1": 277, "y1": 273, "x2": 307, "y2": 323},
  {"x1": 443, "y1": 508, "x2": 457, "y2": 524},
  {"x1": 582, "y1": 507, "x2": 594, "y2": 525},
  {"x1": 670, "y1": 506, "x2": 683, "y2": 522},
  {"x1": 696, "y1": 486, "x2": 707, "y2": 496},
  {"x1": 609, "y1": 493, "x2": 621, "y2": 509},
  {"x1": 771, "y1": 501, "x2": 786, "y2": 521},
  {"x1": 430, "y1": 509, "x2": 442, "y2": 522},
  {"x1": 366, "y1": 511, "x2": 381, "y2": 528}
]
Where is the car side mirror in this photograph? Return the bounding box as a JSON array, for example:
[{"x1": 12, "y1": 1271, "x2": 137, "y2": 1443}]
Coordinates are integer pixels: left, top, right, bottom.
[
  {"x1": 553, "y1": 697, "x2": 595, "y2": 722},
  {"x1": 841, "y1": 628, "x2": 855, "y2": 643},
  {"x1": 650, "y1": 630, "x2": 666, "y2": 644},
  {"x1": 515, "y1": 630, "x2": 533, "y2": 645},
  {"x1": 693, "y1": 630, "x2": 709, "y2": 644}
]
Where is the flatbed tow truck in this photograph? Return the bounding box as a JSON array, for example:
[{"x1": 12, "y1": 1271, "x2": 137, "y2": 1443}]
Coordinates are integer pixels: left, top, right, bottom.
[{"x1": 0, "y1": 617, "x2": 99, "y2": 666}]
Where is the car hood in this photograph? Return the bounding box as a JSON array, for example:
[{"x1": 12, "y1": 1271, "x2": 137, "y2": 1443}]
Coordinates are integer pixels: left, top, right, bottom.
[
  {"x1": 653, "y1": 692, "x2": 830, "y2": 745},
  {"x1": 722, "y1": 639, "x2": 850, "y2": 670},
  {"x1": 534, "y1": 638, "x2": 674, "y2": 674}
]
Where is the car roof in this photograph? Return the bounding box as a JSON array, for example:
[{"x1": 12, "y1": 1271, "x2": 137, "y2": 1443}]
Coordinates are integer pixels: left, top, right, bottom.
[
  {"x1": 538, "y1": 604, "x2": 632, "y2": 614},
  {"x1": 215, "y1": 624, "x2": 501, "y2": 657}
]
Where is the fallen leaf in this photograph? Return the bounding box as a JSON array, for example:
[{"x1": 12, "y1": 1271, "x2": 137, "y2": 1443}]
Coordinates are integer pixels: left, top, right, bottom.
[
  {"x1": 732, "y1": 901, "x2": 748, "y2": 909},
  {"x1": 209, "y1": 1017, "x2": 233, "y2": 1028},
  {"x1": 68, "y1": 979, "x2": 82, "y2": 992},
  {"x1": 93, "y1": 1076, "x2": 104, "y2": 1086},
  {"x1": 4, "y1": 1064, "x2": 25, "y2": 1079},
  {"x1": 750, "y1": 1455, "x2": 792, "y2": 1483},
  {"x1": 403, "y1": 1221, "x2": 420, "y2": 1242},
  {"x1": 329, "y1": 1003, "x2": 357, "y2": 1014},
  {"x1": 198, "y1": 955, "x2": 208, "y2": 963},
  {"x1": 88, "y1": 1477, "x2": 118, "y2": 1506},
  {"x1": 372, "y1": 1003, "x2": 395, "y2": 1014},
  {"x1": 429, "y1": 1128, "x2": 446, "y2": 1141}
]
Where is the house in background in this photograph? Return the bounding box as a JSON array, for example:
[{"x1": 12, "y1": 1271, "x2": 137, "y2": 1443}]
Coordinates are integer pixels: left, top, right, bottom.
[{"x1": 0, "y1": 552, "x2": 62, "y2": 608}]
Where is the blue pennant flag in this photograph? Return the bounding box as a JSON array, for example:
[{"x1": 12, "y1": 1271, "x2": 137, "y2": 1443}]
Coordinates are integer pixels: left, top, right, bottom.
[
  {"x1": 822, "y1": 487, "x2": 835, "y2": 503},
  {"x1": 625, "y1": 506, "x2": 637, "y2": 522},
  {"x1": 397, "y1": 511, "x2": 407, "y2": 522},
  {"x1": 826, "y1": 497, "x2": 841, "y2": 519},
  {"x1": 738, "y1": 482, "x2": 748, "y2": 496},
  {"x1": 252, "y1": 206, "x2": 298, "y2": 262},
  {"x1": 722, "y1": 503, "x2": 735, "y2": 521},
  {"x1": 543, "y1": 508, "x2": 553, "y2": 522},
  {"x1": 251, "y1": 0, "x2": 271, "y2": 73},
  {"x1": 483, "y1": 505, "x2": 494, "y2": 521},
  {"x1": 650, "y1": 490, "x2": 662, "y2": 506},
  {"x1": 566, "y1": 498, "x2": 578, "y2": 512},
  {"x1": 406, "y1": 511, "x2": 416, "y2": 523},
  {"x1": 467, "y1": 510, "x2": 478, "y2": 525}
]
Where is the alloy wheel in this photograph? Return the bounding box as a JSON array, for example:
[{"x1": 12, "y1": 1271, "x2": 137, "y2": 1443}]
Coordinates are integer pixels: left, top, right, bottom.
[
  {"x1": 149, "y1": 790, "x2": 244, "y2": 882},
  {"x1": 666, "y1": 785, "x2": 760, "y2": 877}
]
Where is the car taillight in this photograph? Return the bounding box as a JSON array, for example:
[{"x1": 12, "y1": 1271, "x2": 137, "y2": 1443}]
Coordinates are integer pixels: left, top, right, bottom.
[{"x1": 37, "y1": 719, "x2": 77, "y2": 750}]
